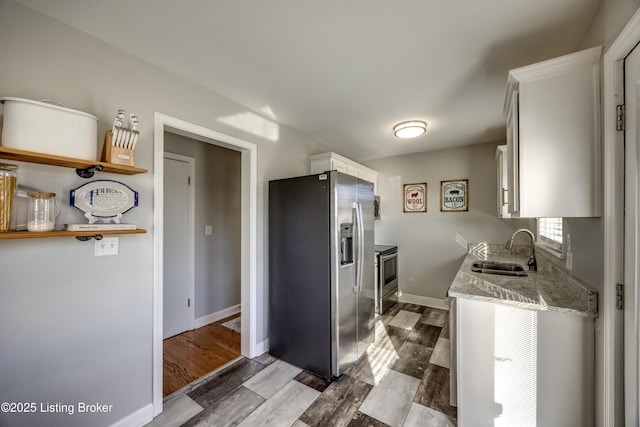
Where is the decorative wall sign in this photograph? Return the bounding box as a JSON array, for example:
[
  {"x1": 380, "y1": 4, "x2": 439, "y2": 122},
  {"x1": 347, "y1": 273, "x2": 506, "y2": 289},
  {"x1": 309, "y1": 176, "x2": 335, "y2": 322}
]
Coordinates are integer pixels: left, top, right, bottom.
[
  {"x1": 441, "y1": 179, "x2": 468, "y2": 212},
  {"x1": 70, "y1": 180, "x2": 139, "y2": 224},
  {"x1": 403, "y1": 183, "x2": 427, "y2": 213}
]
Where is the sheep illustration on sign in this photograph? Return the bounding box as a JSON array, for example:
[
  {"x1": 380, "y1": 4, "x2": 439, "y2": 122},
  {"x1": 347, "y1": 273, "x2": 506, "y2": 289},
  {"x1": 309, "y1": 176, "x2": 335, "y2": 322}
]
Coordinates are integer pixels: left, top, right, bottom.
[
  {"x1": 441, "y1": 179, "x2": 468, "y2": 212},
  {"x1": 403, "y1": 183, "x2": 427, "y2": 213}
]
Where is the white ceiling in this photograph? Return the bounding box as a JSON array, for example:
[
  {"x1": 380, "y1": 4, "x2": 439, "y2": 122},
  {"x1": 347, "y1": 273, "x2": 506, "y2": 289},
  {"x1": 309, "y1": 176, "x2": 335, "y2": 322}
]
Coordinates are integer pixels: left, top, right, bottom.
[{"x1": 16, "y1": 0, "x2": 601, "y2": 161}]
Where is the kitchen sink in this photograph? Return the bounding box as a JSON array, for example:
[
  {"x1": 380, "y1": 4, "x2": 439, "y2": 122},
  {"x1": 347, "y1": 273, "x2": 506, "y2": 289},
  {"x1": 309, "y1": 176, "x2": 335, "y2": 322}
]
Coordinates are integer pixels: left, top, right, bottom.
[{"x1": 471, "y1": 260, "x2": 528, "y2": 277}]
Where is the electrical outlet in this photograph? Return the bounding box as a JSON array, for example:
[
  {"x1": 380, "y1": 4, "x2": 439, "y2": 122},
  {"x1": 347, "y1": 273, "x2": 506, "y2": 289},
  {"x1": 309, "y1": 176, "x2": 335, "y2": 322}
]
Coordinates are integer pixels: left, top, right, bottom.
[
  {"x1": 566, "y1": 251, "x2": 574, "y2": 271},
  {"x1": 95, "y1": 237, "x2": 119, "y2": 256}
]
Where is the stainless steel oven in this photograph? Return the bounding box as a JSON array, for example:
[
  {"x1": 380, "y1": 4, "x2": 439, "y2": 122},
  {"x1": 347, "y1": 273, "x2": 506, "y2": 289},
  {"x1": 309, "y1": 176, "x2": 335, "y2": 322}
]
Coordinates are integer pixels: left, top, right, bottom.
[{"x1": 374, "y1": 245, "x2": 398, "y2": 315}]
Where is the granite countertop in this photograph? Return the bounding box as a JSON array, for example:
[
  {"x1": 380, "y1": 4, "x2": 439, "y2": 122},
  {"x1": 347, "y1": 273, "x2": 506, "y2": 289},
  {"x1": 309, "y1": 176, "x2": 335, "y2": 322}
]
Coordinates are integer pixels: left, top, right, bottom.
[{"x1": 448, "y1": 242, "x2": 598, "y2": 318}]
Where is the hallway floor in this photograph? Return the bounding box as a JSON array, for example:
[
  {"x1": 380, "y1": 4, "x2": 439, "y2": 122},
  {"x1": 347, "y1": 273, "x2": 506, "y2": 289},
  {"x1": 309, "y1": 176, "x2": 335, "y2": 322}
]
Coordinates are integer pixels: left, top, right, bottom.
[
  {"x1": 163, "y1": 313, "x2": 241, "y2": 396},
  {"x1": 150, "y1": 303, "x2": 456, "y2": 427}
]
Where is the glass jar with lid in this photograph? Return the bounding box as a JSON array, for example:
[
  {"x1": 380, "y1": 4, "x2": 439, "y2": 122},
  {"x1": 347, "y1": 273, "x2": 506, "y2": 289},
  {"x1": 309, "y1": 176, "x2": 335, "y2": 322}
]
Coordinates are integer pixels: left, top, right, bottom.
[
  {"x1": 27, "y1": 191, "x2": 58, "y2": 232},
  {"x1": 0, "y1": 163, "x2": 18, "y2": 232}
]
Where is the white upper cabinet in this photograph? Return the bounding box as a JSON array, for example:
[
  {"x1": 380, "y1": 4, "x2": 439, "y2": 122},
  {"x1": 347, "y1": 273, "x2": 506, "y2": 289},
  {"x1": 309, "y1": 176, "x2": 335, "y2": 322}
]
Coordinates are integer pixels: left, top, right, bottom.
[
  {"x1": 309, "y1": 152, "x2": 378, "y2": 191},
  {"x1": 503, "y1": 46, "x2": 602, "y2": 218}
]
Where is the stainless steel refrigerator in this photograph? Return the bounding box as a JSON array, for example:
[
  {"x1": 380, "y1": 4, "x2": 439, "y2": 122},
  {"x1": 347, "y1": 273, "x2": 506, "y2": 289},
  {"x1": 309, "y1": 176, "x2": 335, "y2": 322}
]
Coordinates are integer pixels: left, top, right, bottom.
[{"x1": 268, "y1": 171, "x2": 375, "y2": 380}]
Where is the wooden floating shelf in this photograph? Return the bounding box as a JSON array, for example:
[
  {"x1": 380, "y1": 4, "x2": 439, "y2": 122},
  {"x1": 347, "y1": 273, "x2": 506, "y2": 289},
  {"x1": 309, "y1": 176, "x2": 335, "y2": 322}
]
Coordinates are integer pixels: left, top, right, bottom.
[
  {"x1": 0, "y1": 147, "x2": 147, "y2": 175},
  {"x1": 0, "y1": 229, "x2": 147, "y2": 240}
]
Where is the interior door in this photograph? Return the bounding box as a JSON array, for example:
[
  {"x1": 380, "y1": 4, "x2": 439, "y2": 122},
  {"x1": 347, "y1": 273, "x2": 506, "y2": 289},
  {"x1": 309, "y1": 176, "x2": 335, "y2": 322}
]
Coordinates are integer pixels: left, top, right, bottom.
[
  {"x1": 163, "y1": 154, "x2": 195, "y2": 339},
  {"x1": 624, "y1": 42, "x2": 640, "y2": 426}
]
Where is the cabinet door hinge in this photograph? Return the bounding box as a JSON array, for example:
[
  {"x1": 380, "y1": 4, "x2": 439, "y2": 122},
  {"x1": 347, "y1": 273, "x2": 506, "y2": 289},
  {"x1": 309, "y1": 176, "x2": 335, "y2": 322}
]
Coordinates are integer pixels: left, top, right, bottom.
[
  {"x1": 617, "y1": 284, "x2": 624, "y2": 310},
  {"x1": 188, "y1": 176, "x2": 191, "y2": 186},
  {"x1": 617, "y1": 105, "x2": 625, "y2": 131}
]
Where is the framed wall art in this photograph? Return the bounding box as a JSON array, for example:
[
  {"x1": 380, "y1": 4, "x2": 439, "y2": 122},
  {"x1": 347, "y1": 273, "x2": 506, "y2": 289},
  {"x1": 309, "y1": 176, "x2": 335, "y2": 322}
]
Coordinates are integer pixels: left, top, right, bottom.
[
  {"x1": 403, "y1": 183, "x2": 427, "y2": 213},
  {"x1": 441, "y1": 179, "x2": 468, "y2": 212}
]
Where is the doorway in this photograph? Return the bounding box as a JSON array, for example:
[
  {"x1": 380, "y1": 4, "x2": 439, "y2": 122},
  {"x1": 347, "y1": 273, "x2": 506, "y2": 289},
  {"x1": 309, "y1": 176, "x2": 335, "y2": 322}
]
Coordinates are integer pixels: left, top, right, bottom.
[
  {"x1": 603, "y1": 8, "x2": 640, "y2": 426},
  {"x1": 162, "y1": 136, "x2": 243, "y2": 397},
  {"x1": 624, "y1": 41, "x2": 640, "y2": 426},
  {"x1": 152, "y1": 113, "x2": 258, "y2": 416}
]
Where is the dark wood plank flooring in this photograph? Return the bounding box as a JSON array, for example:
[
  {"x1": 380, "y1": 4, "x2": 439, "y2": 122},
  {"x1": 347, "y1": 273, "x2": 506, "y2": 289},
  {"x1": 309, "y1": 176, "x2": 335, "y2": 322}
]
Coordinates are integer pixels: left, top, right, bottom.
[
  {"x1": 163, "y1": 313, "x2": 241, "y2": 397},
  {"x1": 167, "y1": 303, "x2": 457, "y2": 426}
]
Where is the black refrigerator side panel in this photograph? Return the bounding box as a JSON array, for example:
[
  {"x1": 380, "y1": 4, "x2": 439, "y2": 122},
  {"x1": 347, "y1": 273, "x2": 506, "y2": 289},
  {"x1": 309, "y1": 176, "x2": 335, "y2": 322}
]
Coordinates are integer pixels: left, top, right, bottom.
[{"x1": 268, "y1": 174, "x2": 332, "y2": 378}]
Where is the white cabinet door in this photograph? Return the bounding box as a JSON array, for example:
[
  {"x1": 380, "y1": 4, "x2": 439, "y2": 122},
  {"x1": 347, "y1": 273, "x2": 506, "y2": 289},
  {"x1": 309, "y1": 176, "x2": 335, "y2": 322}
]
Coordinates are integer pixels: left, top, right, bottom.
[
  {"x1": 309, "y1": 152, "x2": 378, "y2": 190},
  {"x1": 331, "y1": 159, "x2": 349, "y2": 174},
  {"x1": 344, "y1": 163, "x2": 359, "y2": 178},
  {"x1": 457, "y1": 298, "x2": 594, "y2": 427},
  {"x1": 358, "y1": 169, "x2": 377, "y2": 185},
  {"x1": 504, "y1": 46, "x2": 601, "y2": 218},
  {"x1": 518, "y1": 66, "x2": 599, "y2": 217}
]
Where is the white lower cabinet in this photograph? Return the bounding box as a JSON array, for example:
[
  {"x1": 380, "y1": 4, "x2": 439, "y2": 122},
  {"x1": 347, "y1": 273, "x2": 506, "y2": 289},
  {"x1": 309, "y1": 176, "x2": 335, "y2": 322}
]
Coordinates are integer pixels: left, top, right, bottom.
[{"x1": 456, "y1": 298, "x2": 594, "y2": 427}]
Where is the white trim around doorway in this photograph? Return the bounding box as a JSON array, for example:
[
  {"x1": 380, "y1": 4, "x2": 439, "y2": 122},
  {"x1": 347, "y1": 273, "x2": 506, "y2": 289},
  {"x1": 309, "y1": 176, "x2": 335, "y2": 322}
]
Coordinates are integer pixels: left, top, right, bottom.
[
  {"x1": 603, "y1": 8, "x2": 640, "y2": 426},
  {"x1": 152, "y1": 112, "x2": 258, "y2": 417}
]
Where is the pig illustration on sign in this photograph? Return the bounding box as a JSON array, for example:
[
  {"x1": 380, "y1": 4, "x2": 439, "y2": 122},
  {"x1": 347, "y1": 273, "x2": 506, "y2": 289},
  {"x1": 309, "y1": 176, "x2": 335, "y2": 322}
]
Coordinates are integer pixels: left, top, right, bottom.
[{"x1": 441, "y1": 180, "x2": 468, "y2": 211}]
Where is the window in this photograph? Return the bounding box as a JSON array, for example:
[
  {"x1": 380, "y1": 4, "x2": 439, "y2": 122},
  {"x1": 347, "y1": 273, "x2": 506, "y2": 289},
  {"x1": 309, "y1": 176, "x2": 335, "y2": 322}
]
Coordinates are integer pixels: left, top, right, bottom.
[{"x1": 537, "y1": 217, "x2": 563, "y2": 253}]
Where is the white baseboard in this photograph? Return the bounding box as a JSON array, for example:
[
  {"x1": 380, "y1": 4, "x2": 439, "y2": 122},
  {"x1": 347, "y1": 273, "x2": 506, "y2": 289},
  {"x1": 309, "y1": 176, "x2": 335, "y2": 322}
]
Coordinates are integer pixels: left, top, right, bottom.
[
  {"x1": 397, "y1": 292, "x2": 449, "y2": 310},
  {"x1": 109, "y1": 403, "x2": 153, "y2": 427},
  {"x1": 194, "y1": 304, "x2": 241, "y2": 329}
]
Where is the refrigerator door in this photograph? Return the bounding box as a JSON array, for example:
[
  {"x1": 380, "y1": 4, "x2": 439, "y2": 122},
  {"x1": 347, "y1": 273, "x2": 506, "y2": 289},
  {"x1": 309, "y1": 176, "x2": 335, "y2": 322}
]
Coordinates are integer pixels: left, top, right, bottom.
[
  {"x1": 332, "y1": 172, "x2": 358, "y2": 377},
  {"x1": 268, "y1": 174, "x2": 332, "y2": 378},
  {"x1": 356, "y1": 178, "x2": 375, "y2": 357}
]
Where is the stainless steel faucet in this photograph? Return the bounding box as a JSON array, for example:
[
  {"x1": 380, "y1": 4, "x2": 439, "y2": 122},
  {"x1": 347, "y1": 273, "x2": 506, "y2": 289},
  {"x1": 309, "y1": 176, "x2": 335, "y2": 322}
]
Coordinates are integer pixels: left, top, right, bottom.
[{"x1": 505, "y1": 228, "x2": 537, "y2": 271}]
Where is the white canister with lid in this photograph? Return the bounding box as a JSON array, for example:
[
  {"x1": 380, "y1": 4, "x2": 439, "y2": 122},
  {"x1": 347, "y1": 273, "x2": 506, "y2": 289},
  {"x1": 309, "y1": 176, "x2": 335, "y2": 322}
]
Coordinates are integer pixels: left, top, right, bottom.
[{"x1": 27, "y1": 191, "x2": 59, "y2": 232}]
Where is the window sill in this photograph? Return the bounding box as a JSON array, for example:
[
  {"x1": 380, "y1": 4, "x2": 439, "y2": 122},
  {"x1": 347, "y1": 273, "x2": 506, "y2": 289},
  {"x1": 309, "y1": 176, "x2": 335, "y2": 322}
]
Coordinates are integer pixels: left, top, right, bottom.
[{"x1": 535, "y1": 241, "x2": 565, "y2": 259}]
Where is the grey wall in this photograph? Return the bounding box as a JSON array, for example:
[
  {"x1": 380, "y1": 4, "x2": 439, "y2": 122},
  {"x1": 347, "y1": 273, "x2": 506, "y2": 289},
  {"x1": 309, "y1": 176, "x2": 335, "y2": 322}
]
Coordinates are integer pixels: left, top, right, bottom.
[
  {"x1": 0, "y1": 2, "x2": 330, "y2": 426},
  {"x1": 580, "y1": 0, "x2": 640, "y2": 50},
  {"x1": 365, "y1": 141, "x2": 533, "y2": 301},
  {"x1": 165, "y1": 133, "x2": 241, "y2": 318}
]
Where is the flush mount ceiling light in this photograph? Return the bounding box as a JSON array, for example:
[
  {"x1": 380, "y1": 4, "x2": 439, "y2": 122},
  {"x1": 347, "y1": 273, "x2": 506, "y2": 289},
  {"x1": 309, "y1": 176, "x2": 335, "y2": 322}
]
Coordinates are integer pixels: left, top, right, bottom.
[{"x1": 393, "y1": 120, "x2": 427, "y2": 139}]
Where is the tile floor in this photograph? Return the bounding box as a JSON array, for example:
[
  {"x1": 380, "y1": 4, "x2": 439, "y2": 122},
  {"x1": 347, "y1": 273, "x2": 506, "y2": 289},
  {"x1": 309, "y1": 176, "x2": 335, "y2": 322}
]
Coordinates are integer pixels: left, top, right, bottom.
[{"x1": 147, "y1": 303, "x2": 456, "y2": 427}]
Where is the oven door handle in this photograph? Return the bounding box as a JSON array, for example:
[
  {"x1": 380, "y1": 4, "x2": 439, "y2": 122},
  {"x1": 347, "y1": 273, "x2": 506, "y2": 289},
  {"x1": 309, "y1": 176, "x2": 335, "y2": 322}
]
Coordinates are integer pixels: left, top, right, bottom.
[{"x1": 380, "y1": 252, "x2": 397, "y2": 263}]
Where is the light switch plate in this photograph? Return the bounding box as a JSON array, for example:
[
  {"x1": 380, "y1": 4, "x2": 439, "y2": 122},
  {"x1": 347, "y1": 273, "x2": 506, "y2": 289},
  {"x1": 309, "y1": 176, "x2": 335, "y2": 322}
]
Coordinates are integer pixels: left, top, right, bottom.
[
  {"x1": 95, "y1": 237, "x2": 119, "y2": 256},
  {"x1": 205, "y1": 225, "x2": 212, "y2": 236}
]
